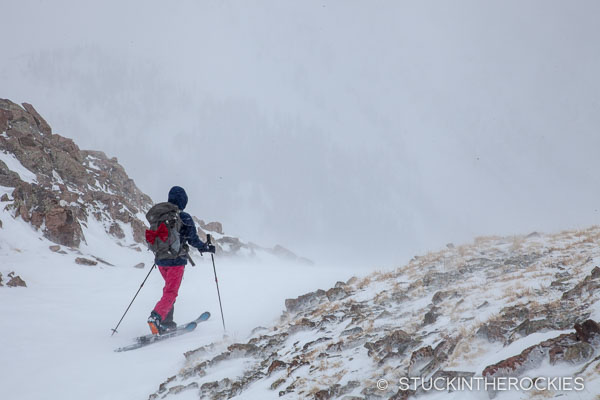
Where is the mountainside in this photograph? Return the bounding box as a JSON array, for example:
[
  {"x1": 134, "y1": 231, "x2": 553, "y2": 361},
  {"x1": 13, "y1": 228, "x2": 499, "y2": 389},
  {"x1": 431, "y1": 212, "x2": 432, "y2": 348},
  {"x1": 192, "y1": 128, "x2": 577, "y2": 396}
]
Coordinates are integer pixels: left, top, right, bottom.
[
  {"x1": 0, "y1": 99, "x2": 308, "y2": 263},
  {"x1": 3, "y1": 100, "x2": 600, "y2": 400},
  {"x1": 149, "y1": 228, "x2": 600, "y2": 399}
]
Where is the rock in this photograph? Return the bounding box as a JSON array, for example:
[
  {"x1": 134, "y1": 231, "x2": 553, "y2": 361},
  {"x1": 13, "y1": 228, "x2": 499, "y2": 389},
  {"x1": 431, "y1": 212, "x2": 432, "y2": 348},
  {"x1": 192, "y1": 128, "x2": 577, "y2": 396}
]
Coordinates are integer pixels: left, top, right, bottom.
[
  {"x1": 0, "y1": 218, "x2": 2, "y2": 228},
  {"x1": 0, "y1": 99, "x2": 157, "y2": 250},
  {"x1": 44, "y1": 206, "x2": 82, "y2": 247},
  {"x1": 314, "y1": 381, "x2": 360, "y2": 400},
  {"x1": 22, "y1": 102, "x2": 52, "y2": 135},
  {"x1": 217, "y1": 236, "x2": 245, "y2": 254},
  {"x1": 326, "y1": 287, "x2": 347, "y2": 301},
  {"x1": 346, "y1": 276, "x2": 358, "y2": 286},
  {"x1": 92, "y1": 256, "x2": 113, "y2": 266},
  {"x1": 477, "y1": 323, "x2": 507, "y2": 343},
  {"x1": 408, "y1": 346, "x2": 434, "y2": 375},
  {"x1": 423, "y1": 309, "x2": 439, "y2": 325},
  {"x1": 574, "y1": 319, "x2": 600, "y2": 343},
  {"x1": 6, "y1": 274, "x2": 27, "y2": 287},
  {"x1": 267, "y1": 360, "x2": 286, "y2": 375},
  {"x1": 563, "y1": 342, "x2": 595, "y2": 363},
  {"x1": 109, "y1": 222, "x2": 125, "y2": 239},
  {"x1": 0, "y1": 193, "x2": 9, "y2": 201},
  {"x1": 483, "y1": 332, "x2": 577, "y2": 380},
  {"x1": 513, "y1": 318, "x2": 552, "y2": 337},
  {"x1": 431, "y1": 290, "x2": 457, "y2": 305},
  {"x1": 422, "y1": 271, "x2": 456, "y2": 287},
  {"x1": 0, "y1": 272, "x2": 3, "y2": 286},
  {"x1": 30, "y1": 211, "x2": 43, "y2": 228},
  {"x1": 341, "y1": 327, "x2": 363, "y2": 336},
  {"x1": 286, "y1": 356, "x2": 310, "y2": 375},
  {"x1": 285, "y1": 289, "x2": 327, "y2": 313},
  {"x1": 133, "y1": 262, "x2": 145, "y2": 269},
  {"x1": 562, "y1": 268, "x2": 600, "y2": 300},
  {"x1": 75, "y1": 257, "x2": 98, "y2": 266},
  {"x1": 270, "y1": 378, "x2": 285, "y2": 390},
  {"x1": 49, "y1": 245, "x2": 61, "y2": 252},
  {"x1": 227, "y1": 343, "x2": 259, "y2": 357},
  {"x1": 289, "y1": 318, "x2": 317, "y2": 334},
  {"x1": 314, "y1": 388, "x2": 335, "y2": 400},
  {"x1": 550, "y1": 342, "x2": 594, "y2": 365},
  {"x1": 364, "y1": 329, "x2": 415, "y2": 360},
  {"x1": 203, "y1": 221, "x2": 223, "y2": 234}
]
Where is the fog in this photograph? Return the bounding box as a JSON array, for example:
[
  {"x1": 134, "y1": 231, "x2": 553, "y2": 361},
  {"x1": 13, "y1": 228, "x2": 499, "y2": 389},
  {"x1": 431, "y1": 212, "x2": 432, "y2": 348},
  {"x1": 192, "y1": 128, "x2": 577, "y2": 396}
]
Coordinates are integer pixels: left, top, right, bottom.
[{"x1": 3, "y1": 0, "x2": 600, "y2": 268}]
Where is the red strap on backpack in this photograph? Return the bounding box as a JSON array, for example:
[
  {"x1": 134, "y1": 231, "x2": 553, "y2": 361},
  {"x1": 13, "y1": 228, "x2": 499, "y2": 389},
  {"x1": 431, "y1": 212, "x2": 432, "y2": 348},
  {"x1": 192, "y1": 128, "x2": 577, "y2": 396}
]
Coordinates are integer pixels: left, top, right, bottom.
[{"x1": 145, "y1": 223, "x2": 169, "y2": 244}]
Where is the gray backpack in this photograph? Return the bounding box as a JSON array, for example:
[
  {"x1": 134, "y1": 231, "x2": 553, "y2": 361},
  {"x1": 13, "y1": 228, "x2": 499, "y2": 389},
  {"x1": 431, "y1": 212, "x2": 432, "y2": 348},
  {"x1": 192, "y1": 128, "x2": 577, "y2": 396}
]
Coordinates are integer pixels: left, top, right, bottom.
[{"x1": 145, "y1": 202, "x2": 185, "y2": 260}]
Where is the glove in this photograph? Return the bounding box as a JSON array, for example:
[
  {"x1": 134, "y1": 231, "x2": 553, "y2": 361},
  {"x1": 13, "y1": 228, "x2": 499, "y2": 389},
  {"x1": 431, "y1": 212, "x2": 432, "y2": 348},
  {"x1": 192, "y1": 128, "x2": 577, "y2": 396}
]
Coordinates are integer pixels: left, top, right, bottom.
[{"x1": 201, "y1": 244, "x2": 216, "y2": 254}]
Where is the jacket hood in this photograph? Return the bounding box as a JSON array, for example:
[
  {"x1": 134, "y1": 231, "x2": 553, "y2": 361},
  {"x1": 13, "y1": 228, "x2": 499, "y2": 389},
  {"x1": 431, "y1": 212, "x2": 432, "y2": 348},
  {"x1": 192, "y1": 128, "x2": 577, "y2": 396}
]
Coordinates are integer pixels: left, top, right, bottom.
[{"x1": 168, "y1": 186, "x2": 188, "y2": 210}]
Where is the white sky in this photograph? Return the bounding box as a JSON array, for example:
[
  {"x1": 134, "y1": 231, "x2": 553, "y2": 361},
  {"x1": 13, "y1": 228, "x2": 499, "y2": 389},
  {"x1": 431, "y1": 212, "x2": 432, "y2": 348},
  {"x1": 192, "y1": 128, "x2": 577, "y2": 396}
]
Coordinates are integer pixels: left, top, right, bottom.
[{"x1": 3, "y1": 0, "x2": 600, "y2": 267}]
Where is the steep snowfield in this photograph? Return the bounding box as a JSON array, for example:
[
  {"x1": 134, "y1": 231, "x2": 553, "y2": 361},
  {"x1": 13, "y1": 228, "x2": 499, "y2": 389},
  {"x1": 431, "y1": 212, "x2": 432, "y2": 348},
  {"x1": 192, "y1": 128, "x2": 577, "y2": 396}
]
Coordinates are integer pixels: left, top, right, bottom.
[{"x1": 0, "y1": 195, "x2": 365, "y2": 400}]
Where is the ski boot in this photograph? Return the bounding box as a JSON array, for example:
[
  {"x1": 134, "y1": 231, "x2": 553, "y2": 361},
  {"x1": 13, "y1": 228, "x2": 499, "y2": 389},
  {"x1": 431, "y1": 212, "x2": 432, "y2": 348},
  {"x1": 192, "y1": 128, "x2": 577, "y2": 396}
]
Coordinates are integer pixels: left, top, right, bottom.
[
  {"x1": 147, "y1": 311, "x2": 165, "y2": 335},
  {"x1": 162, "y1": 307, "x2": 177, "y2": 332}
]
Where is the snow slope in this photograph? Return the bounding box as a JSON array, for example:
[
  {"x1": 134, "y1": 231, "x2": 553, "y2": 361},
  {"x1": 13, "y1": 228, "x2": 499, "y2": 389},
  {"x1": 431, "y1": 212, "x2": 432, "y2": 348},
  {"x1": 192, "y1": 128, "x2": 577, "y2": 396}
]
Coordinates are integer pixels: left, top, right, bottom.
[
  {"x1": 149, "y1": 229, "x2": 600, "y2": 399},
  {"x1": 0, "y1": 198, "x2": 365, "y2": 400},
  {"x1": 3, "y1": 178, "x2": 600, "y2": 399}
]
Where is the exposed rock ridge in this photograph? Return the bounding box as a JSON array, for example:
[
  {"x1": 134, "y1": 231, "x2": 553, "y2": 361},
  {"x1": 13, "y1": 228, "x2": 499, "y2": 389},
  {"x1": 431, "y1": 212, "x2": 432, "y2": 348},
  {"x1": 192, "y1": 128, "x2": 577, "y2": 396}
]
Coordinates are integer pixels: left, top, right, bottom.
[
  {"x1": 0, "y1": 99, "x2": 309, "y2": 262},
  {"x1": 150, "y1": 227, "x2": 600, "y2": 399}
]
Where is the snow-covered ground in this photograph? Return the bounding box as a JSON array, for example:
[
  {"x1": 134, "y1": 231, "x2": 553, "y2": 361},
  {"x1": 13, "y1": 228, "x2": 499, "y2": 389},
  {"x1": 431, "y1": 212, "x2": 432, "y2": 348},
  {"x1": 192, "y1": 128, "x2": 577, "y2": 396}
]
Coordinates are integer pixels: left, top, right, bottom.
[
  {"x1": 4, "y1": 179, "x2": 600, "y2": 399},
  {"x1": 0, "y1": 201, "x2": 369, "y2": 400}
]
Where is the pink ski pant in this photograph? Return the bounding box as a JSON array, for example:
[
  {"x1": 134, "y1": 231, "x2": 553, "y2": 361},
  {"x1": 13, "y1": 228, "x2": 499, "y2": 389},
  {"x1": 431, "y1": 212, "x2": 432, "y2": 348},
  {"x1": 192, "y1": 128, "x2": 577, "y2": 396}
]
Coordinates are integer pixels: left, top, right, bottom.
[{"x1": 153, "y1": 265, "x2": 185, "y2": 320}]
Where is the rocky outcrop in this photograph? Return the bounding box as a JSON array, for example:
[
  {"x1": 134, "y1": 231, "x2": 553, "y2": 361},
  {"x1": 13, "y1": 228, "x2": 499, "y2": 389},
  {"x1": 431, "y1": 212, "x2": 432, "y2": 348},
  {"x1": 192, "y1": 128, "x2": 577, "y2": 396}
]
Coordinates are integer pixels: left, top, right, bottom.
[
  {"x1": 201, "y1": 221, "x2": 223, "y2": 234},
  {"x1": 149, "y1": 228, "x2": 600, "y2": 399},
  {"x1": 75, "y1": 257, "x2": 98, "y2": 266},
  {"x1": 4, "y1": 272, "x2": 26, "y2": 287},
  {"x1": 0, "y1": 99, "x2": 151, "y2": 247},
  {"x1": 481, "y1": 320, "x2": 600, "y2": 399},
  {"x1": 1, "y1": 99, "x2": 309, "y2": 263}
]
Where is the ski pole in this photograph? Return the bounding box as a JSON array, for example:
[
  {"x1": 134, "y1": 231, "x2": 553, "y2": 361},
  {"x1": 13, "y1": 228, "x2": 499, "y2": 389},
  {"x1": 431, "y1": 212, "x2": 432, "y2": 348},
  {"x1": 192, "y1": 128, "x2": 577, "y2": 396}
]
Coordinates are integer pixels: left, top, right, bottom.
[
  {"x1": 207, "y1": 234, "x2": 226, "y2": 332},
  {"x1": 110, "y1": 263, "x2": 156, "y2": 336}
]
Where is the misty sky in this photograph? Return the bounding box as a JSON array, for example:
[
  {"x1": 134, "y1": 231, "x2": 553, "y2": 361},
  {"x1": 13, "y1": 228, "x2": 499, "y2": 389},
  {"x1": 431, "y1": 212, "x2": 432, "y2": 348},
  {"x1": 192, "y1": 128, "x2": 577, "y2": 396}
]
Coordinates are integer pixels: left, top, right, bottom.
[{"x1": 3, "y1": 1, "x2": 600, "y2": 267}]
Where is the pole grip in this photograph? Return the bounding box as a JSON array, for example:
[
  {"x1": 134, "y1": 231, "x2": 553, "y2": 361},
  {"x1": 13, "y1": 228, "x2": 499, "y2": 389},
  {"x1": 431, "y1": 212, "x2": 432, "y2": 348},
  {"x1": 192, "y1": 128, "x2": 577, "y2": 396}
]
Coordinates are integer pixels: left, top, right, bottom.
[{"x1": 207, "y1": 233, "x2": 212, "y2": 245}]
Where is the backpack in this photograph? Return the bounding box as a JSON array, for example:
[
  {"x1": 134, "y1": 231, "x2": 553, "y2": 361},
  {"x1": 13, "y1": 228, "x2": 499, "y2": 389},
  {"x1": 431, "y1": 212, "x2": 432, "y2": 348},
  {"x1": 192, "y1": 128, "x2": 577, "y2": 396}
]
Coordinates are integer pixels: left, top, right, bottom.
[{"x1": 145, "y1": 202, "x2": 186, "y2": 260}]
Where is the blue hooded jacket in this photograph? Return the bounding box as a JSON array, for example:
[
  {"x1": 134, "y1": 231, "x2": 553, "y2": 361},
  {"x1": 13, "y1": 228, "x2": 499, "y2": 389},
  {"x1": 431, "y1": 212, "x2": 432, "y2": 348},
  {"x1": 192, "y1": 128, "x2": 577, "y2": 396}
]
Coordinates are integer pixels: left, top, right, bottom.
[{"x1": 156, "y1": 186, "x2": 206, "y2": 266}]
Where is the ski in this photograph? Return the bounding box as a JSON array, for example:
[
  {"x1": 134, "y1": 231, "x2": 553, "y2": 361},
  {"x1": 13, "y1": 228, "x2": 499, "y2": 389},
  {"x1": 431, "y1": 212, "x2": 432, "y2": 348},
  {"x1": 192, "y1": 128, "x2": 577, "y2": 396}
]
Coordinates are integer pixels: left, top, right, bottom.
[{"x1": 114, "y1": 311, "x2": 210, "y2": 352}]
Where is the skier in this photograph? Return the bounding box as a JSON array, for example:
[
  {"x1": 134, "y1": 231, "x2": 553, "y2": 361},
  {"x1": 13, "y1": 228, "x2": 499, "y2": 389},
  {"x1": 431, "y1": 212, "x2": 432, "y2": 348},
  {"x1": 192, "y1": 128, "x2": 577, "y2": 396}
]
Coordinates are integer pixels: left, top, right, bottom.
[{"x1": 146, "y1": 186, "x2": 215, "y2": 335}]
